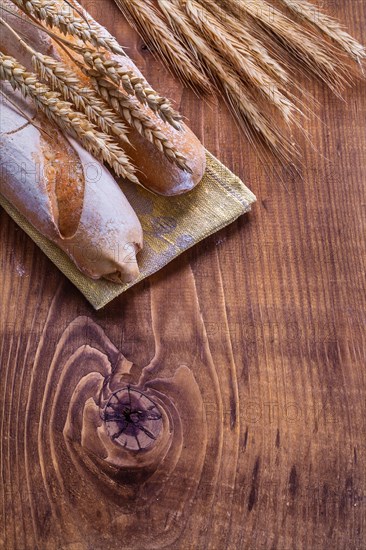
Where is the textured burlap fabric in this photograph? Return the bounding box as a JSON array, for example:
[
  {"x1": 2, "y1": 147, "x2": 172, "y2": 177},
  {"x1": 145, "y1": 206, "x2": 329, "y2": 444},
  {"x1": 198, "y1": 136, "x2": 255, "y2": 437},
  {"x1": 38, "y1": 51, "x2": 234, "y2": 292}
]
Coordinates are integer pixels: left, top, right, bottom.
[{"x1": 0, "y1": 151, "x2": 256, "y2": 309}]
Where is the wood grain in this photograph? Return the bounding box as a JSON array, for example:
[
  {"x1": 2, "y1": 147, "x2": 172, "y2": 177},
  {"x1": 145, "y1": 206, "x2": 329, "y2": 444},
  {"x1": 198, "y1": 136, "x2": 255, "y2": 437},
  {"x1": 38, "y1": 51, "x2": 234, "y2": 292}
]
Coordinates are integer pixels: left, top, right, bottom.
[{"x1": 0, "y1": 0, "x2": 365, "y2": 548}]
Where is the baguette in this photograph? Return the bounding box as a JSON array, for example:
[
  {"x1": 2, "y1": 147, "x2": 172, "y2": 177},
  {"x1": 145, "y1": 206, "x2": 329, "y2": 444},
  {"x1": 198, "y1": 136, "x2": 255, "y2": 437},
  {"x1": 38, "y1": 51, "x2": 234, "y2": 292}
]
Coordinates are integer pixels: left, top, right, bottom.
[
  {"x1": 0, "y1": 0, "x2": 206, "y2": 283},
  {"x1": 0, "y1": 86, "x2": 143, "y2": 283},
  {"x1": 2, "y1": 0, "x2": 207, "y2": 195}
]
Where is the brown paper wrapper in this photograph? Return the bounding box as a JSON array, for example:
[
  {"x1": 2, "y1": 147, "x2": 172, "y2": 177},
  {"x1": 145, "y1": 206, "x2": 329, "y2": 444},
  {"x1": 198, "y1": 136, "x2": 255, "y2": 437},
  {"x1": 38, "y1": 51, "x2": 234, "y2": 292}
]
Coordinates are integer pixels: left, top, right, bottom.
[{"x1": 0, "y1": 151, "x2": 256, "y2": 309}]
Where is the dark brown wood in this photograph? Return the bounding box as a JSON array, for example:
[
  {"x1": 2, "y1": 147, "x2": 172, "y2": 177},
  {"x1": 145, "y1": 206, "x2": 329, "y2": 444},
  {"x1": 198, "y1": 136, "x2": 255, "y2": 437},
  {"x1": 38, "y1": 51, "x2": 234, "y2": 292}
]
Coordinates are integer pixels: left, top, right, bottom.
[{"x1": 1, "y1": 1, "x2": 365, "y2": 548}]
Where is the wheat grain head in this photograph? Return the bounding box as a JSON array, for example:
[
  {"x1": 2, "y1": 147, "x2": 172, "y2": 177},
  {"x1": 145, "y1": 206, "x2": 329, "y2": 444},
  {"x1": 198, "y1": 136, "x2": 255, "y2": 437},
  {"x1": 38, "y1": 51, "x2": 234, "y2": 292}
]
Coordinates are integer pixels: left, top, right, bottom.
[{"x1": 0, "y1": 52, "x2": 140, "y2": 184}]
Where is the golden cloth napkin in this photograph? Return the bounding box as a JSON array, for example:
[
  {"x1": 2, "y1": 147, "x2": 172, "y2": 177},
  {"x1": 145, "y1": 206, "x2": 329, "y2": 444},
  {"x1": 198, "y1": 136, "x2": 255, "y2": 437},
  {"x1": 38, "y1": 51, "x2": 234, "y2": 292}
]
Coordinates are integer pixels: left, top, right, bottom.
[{"x1": 0, "y1": 151, "x2": 256, "y2": 309}]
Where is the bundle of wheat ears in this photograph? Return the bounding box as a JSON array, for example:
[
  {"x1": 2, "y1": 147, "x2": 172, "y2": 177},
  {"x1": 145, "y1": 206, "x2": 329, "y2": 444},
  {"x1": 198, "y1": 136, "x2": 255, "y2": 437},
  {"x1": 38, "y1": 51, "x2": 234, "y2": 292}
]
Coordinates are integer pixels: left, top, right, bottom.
[
  {"x1": 115, "y1": 0, "x2": 365, "y2": 163},
  {"x1": 0, "y1": 0, "x2": 193, "y2": 188},
  {"x1": 0, "y1": 0, "x2": 364, "y2": 180}
]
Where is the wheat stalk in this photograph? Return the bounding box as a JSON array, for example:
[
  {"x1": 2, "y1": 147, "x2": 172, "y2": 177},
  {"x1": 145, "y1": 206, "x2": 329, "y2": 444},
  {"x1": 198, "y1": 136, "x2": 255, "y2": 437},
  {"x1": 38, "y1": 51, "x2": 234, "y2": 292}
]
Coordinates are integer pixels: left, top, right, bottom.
[
  {"x1": 14, "y1": 3, "x2": 184, "y2": 129},
  {"x1": 31, "y1": 52, "x2": 130, "y2": 143},
  {"x1": 0, "y1": 14, "x2": 129, "y2": 143},
  {"x1": 196, "y1": 0, "x2": 289, "y2": 84},
  {"x1": 183, "y1": 0, "x2": 296, "y2": 121},
  {"x1": 1, "y1": 6, "x2": 192, "y2": 173},
  {"x1": 0, "y1": 53, "x2": 140, "y2": 184},
  {"x1": 74, "y1": 45, "x2": 183, "y2": 130},
  {"x1": 157, "y1": 0, "x2": 296, "y2": 162},
  {"x1": 0, "y1": 86, "x2": 54, "y2": 139},
  {"x1": 10, "y1": 0, "x2": 125, "y2": 55},
  {"x1": 114, "y1": 0, "x2": 211, "y2": 94},
  {"x1": 221, "y1": 0, "x2": 350, "y2": 92},
  {"x1": 277, "y1": 0, "x2": 365, "y2": 62},
  {"x1": 111, "y1": 0, "x2": 364, "y2": 161},
  {"x1": 89, "y1": 74, "x2": 193, "y2": 172},
  {"x1": 51, "y1": 51, "x2": 192, "y2": 173}
]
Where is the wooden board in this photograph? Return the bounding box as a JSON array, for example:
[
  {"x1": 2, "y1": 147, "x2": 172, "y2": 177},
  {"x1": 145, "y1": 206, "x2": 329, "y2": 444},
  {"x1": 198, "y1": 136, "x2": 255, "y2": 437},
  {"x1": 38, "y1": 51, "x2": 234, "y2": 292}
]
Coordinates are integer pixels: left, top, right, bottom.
[{"x1": 0, "y1": 1, "x2": 365, "y2": 548}]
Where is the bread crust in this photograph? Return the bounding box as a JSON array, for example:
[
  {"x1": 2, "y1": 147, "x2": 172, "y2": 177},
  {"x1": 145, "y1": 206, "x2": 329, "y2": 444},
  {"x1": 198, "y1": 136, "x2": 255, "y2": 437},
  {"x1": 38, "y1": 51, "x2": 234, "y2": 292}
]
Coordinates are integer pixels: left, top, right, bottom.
[{"x1": 0, "y1": 88, "x2": 143, "y2": 283}]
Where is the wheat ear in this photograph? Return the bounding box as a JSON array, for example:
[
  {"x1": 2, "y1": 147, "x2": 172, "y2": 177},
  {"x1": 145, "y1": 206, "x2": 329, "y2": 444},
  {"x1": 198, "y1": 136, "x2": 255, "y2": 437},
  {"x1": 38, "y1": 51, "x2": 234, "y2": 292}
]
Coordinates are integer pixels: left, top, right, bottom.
[
  {"x1": 0, "y1": 14, "x2": 130, "y2": 144},
  {"x1": 38, "y1": 51, "x2": 192, "y2": 172},
  {"x1": 32, "y1": 52, "x2": 130, "y2": 143},
  {"x1": 277, "y1": 0, "x2": 365, "y2": 62},
  {"x1": 157, "y1": 0, "x2": 296, "y2": 162},
  {"x1": 88, "y1": 74, "x2": 193, "y2": 173},
  {"x1": 114, "y1": 0, "x2": 211, "y2": 94},
  {"x1": 0, "y1": 7, "x2": 192, "y2": 173},
  {"x1": 74, "y1": 45, "x2": 183, "y2": 130},
  {"x1": 196, "y1": 0, "x2": 288, "y2": 85},
  {"x1": 10, "y1": 0, "x2": 125, "y2": 55},
  {"x1": 183, "y1": 0, "x2": 296, "y2": 121},
  {"x1": 222, "y1": 0, "x2": 349, "y2": 92},
  {"x1": 0, "y1": 53, "x2": 139, "y2": 184}
]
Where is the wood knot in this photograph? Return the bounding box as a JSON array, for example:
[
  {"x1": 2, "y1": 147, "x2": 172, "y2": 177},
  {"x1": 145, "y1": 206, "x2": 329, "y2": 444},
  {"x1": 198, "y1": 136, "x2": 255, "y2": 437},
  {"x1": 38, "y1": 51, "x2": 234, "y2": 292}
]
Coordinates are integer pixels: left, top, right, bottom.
[{"x1": 103, "y1": 386, "x2": 163, "y2": 451}]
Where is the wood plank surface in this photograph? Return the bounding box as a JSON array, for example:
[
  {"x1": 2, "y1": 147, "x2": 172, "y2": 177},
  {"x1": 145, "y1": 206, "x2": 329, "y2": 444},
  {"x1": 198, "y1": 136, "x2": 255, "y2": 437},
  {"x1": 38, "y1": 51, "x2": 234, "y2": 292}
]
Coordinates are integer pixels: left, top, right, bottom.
[{"x1": 0, "y1": 0, "x2": 365, "y2": 548}]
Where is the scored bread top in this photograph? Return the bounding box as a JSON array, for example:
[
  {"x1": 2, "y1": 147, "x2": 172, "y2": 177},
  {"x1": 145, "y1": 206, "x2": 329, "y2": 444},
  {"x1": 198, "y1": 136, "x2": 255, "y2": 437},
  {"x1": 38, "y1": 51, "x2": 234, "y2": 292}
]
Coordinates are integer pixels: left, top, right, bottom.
[
  {"x1": 0, "y1": 85, "x2": 85, "y2": 240},
  {"x1": 0, "y1": 90, "x2": 144, "y2": 282}
]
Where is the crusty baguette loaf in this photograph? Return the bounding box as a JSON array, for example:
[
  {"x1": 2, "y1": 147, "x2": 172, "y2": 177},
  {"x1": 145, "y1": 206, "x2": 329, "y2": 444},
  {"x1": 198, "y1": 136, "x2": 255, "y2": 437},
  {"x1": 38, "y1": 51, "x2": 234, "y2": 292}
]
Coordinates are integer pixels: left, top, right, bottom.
[
  {"x1": 1, "y1": 0, "x2": 206, "y2": 195},
  {"x1": 0, "y1": 86, "x2": 143, "y2": 282},
  {"x1": 71, "y1": 0, "x2": 207, "y2": 195}
]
